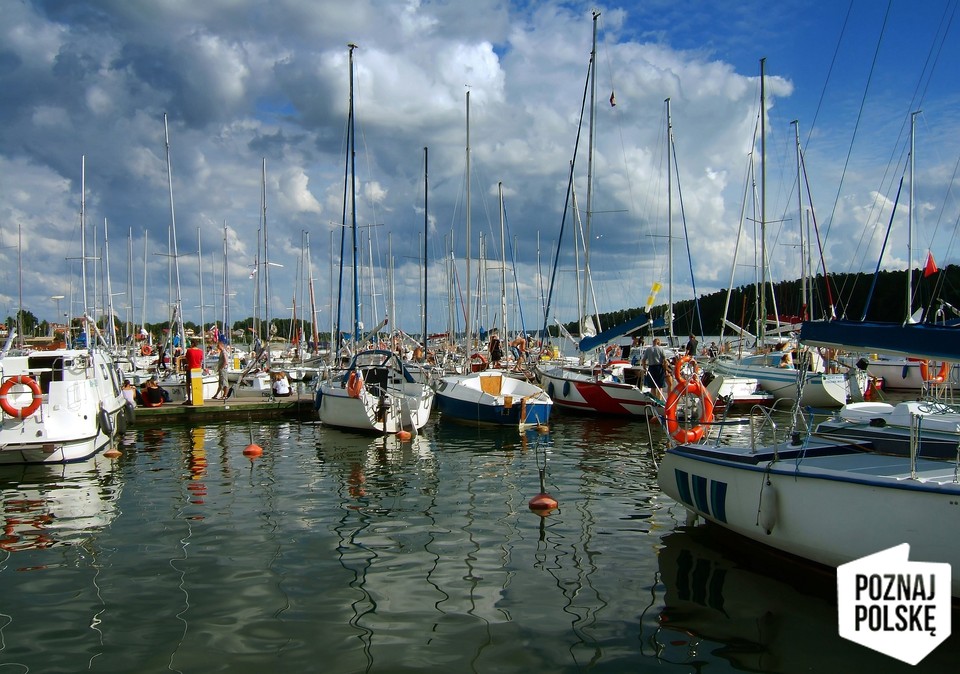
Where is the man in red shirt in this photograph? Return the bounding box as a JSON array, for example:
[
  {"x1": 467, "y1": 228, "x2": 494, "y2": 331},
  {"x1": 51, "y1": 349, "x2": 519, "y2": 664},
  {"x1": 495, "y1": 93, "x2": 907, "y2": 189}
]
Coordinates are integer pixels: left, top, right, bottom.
[{"x1": 183, "y1": 342, "x2": 205, "y2": 404}]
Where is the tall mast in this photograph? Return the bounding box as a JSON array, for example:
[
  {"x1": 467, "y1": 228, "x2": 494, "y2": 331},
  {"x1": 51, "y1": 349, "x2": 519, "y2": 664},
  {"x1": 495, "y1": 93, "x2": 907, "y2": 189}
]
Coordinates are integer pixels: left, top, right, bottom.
[
  {"x1": 465, "y1": 89, "x2": 472, "y2": 354},
  {"x1": 422, "y1": 146, "x2": 428, "y2": 359},
  {"x1": 582, "y1": 10, "x2": 599, "y2": 332},
  {"x1": 792, "y1": 119, "x2": 807, "y2": 320},
  {"x1": 306, "y1": 231, "x2": 319, "y2": 352},
  {"x1": 906, "y1": 110, "x2": 920, "y2": 323},
  {"x1": 666, "y1": 96, "x2": 674, "y2": 343},
  {"x1": 163, "y1": 113, "x2": 185, "y2": 348},
  {"x1": 349, "y1": 43, "x2": 361, "y2": 342},
  {"x1": 758, "y1": 58, "x2": 767, "y2": 345},
  {"x1": 498, "y1": 181, "x2": 508, "y2": 350},
  {"x1": 81, "y1": 156, "x2": 88, "y2": 319}
]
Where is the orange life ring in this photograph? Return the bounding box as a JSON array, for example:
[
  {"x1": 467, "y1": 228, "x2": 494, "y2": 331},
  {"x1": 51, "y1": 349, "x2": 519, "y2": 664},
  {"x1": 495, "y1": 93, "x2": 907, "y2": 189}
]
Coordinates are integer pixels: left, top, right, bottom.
[
  {"x1": 347, "y1": 371, "x2": 363, "y2": 398},
  {"x1": 0, "y1": 375, "x2": 43, "y2": 419},
  {"x1": 673, "y1": 355, "x2": 695, "y2": 385},
  {"x1": 140, "y1": 344, "x2": 152, "y2": 356},
  {"x1": 912, "y1": 358, "x2": 950, "y2": 383},
  {"x1": 664, "y1": 378, "x2": 714, "y2": 444}
]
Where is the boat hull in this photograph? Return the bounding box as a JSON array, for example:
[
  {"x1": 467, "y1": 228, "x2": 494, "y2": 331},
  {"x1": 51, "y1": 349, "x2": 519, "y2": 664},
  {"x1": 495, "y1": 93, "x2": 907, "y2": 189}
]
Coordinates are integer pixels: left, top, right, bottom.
[
  {"x1": 712, "y1": 357, "x2": 851, "y2": 407},
  {"x1": 658, "y1": 440, "x2": 960, "y2": 596},
  {"x1": 435, "y1": 371, "x2": 551, "y2": 427},
  {"x1": 537, "y1": 366, "x2": 658, "y2": 417},
  {"x1": 0, "y1": 349, "x2": 129, "y2": 464}
]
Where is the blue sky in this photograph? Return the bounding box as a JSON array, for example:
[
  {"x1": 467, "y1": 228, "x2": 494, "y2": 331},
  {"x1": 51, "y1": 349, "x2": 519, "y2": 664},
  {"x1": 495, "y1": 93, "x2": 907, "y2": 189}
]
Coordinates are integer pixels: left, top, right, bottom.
[{"x1": 1, "y1": 0, "x2": 958, "y2": 335}]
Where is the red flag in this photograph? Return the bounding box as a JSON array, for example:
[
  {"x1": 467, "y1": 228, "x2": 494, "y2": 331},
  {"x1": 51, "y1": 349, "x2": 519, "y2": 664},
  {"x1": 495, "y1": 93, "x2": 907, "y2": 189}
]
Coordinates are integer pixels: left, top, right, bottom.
[
  {"x1": 609, "y1": 90, "x2": 617, "y2": 107},
  {"x1": 924, "y1": 251, "x2": 938, "y2": 277}
]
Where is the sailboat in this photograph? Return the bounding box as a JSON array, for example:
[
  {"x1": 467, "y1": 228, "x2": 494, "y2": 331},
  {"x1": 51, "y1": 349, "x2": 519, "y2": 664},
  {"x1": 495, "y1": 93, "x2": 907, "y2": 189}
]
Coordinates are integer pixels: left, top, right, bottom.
[
  {"x1": 709, "y1": 59, "x2": 865, "y2": 408},
  {"x1": 536, "y1": 13, "x2": 668, "y2": 418},
  {"x1": 435, "y1": 164, "x2": 553, "y2": 428},
  {"x1": 315, "y1": 43, "x2": 434, "y2": 435}
]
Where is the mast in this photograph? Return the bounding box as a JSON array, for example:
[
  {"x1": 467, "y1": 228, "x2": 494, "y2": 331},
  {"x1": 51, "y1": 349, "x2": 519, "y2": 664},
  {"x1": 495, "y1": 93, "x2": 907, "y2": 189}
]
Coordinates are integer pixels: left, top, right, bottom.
[
  {"x1": 465, "y1": 89, "x2": 472, "y2": 355},
  {"x1": 306, "y1": 231, "x2": 320, "y2": 353},
  {"x1": 81, "y1": 156, "x2": 88, "y2": 319},
  {"x1": 906, "y1": 110, "x2": 920, "y2": 324},
  {"x1": 197, "y1": 226, "x2": 205, "y2": 340},
  {"x1": 666, "y1": 96, "x2": 674, "y2": 343},
  {"x1": 222, "y1": 223, "x2": 230, "y2": 343},
  {"x1": 422, "y1": 146, "x2": 428, "y2": 360},
  {"x1": 104, "y1": 218, "x2": 117, "y2": 347},
  {"x1": 163, "y1": 113, "x2": 186, "y2": 349},
  {"x1": 498, "y1": 182, "x2": 508, "y2": 356},
  {"x1": 758, "y1": 58, "x2": 767, "y2": 345},
  {"x1": 582, "y1": 10, "x2": 599, "y2": 334},
  {"x1": 349, "y1": 43, "x2": 361, "y2": 342},
  {"x1": 792, "y1": 119, "x2": 807, "y2": 320}
]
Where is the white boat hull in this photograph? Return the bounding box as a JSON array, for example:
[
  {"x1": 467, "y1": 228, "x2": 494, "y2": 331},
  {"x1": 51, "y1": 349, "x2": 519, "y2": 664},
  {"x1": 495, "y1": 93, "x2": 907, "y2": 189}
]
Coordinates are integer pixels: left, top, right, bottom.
[
  {"x1": 0, "y1": 348, "x2": 130, "y2": 464},
  {"x1": 712, "y1": 356, "x2": 853, "y2": 407},
  {"x1": 658, "y1": 439, "x2": 960, "y2": 596}
]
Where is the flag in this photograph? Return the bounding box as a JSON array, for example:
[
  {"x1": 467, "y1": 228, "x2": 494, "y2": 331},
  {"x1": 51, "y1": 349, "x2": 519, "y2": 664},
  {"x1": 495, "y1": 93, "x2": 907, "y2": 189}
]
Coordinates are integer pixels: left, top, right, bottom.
[
  {"x1": 210, "y1": 325, "x2": 219, "y2": 343},
  {"x1": 609, "y1": 90, "x2": 617, "y2": 107},
  {"x1": 924, "y1": 251, "x2": 938, "y2": 277}
]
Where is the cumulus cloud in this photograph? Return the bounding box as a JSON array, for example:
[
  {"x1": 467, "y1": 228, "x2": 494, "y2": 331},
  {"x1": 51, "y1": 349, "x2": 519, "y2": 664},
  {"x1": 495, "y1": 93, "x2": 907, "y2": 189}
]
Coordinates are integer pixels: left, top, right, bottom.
[{"x1": 0, "y1": 0, "x2": 957, "y2": 332}]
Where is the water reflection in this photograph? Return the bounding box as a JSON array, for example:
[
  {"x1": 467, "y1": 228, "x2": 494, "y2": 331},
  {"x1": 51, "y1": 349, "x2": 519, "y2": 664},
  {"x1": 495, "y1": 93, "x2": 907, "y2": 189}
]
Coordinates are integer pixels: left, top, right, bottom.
[
  {"x1": 0, "y1": 456, "x2": 121, "y2": 552},
  {"x1": 650, "y1": 526, "x2": 960, "y2": 673}
]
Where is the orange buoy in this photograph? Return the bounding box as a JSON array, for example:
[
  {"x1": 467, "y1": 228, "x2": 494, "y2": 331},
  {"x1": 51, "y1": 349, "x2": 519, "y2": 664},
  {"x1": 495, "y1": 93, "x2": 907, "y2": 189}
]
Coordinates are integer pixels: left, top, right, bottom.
[
  {"x1": 103, "y1": 447, "x2": 122, "y2": 459},
  {"x1": 397, "y1": 430, "x2": 412, "y2": 441},
  {"x1": 529, "y1": 492, "x2": 558, "y2": 514},
  {"x1": 243, "y1": 443, "x2": 263, "y2": 458}
]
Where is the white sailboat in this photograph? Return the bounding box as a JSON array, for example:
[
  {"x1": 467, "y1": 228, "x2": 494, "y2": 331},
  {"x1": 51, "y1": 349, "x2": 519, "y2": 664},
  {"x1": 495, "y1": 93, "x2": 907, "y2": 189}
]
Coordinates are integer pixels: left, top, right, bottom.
[
  {"x1": 710, "y1": 60, "x2": 864, "y2": 408},
  {"x1": 316, "y1": 43, "x2": 434, "y2": 434},
  {"x1": 435, "y1": 117, "x2": 552, "y2": 428}
]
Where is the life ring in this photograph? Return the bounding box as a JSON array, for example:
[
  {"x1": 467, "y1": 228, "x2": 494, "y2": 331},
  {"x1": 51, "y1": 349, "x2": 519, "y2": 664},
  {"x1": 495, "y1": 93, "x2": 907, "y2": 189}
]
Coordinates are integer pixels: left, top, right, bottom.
[
  {"x1": 664, "y1": 379, "x2": 714, "y2": 444},
  {"x1": 347, "y1": 371, "x2": 363, "y2": 398},
  {"x1": 673, "y1": 355, "x2": 695, "y2": 385},
  {"x1": 0, "y1": 376, "x2": 43, "y2": 419},
  {"x1": 914, "y1": 359, "x2": 951, "y2": 383},
  {"x1": 140, "y1": 344, "x2": 152, "y2": 356}
]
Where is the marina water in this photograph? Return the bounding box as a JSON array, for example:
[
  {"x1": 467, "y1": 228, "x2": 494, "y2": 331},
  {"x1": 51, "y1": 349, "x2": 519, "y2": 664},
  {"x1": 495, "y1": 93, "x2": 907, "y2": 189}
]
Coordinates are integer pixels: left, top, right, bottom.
[{"x1": 1, "y1": 412, "x2": 959, "y2": 672}]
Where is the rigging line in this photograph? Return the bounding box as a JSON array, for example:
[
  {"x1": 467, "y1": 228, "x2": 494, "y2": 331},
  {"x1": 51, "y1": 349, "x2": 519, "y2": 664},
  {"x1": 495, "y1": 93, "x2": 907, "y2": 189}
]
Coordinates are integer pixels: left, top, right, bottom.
[
  {"x1": 541, "y1": 56, "x2": 592, "y2": 339},
  {"x1": 821, "y1": 0, "x2": 893, "y2": 246},
  {"x1": 804, "y1": 0, "x2": 854, "y2": 147},
  {"x1": 671, "y1": 140, "x2": 704, "y2": 336}
]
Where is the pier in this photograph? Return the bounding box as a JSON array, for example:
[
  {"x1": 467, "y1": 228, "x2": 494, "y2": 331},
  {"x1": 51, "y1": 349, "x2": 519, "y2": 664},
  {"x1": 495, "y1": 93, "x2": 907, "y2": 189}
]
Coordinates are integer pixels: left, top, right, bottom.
[{"x1": 131, "y1": 392, "x2": 316, "y2": 425}]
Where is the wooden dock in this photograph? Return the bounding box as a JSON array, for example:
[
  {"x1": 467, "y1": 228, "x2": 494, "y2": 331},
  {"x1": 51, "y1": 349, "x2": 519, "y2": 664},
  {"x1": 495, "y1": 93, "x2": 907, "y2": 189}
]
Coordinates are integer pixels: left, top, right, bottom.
[{"x1": 132, "y1": 392, "x2": 316, "y2": 426}]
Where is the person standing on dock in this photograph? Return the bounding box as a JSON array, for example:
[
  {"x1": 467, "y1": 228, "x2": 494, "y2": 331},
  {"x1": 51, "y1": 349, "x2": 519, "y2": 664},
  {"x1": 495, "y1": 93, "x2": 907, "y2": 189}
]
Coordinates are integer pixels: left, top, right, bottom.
[
  {"x1": 212, "y1": 341, "x2": 229, "y2": 400},
  {"x1": 183, "y1": 342, "x2": 204, "y2": 404}
]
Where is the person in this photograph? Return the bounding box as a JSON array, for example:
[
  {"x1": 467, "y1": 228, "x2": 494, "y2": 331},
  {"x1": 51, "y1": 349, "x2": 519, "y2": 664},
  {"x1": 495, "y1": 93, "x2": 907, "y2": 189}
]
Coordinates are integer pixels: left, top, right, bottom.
[
  {"x1": 488, "y1": 328, "x2": 504, "y2": 368},
  {"x1": 140, "y1": 378, "x2": 165, "y2": 407},
  {"x1": 510, "y1": 335, "x2": 527, "y2": 371},
  {"x1": 685, "y1": 333, "x2": 698, "y2": 357},
  {"x1": 212, "y1": 341, "x2": 230, "y2": 400},
  {"x1": 779, "y1": 352, "x2": 794, "y2": 369},
  {"x1": 183, "y1": 341, "x2": 205, "y2": 404},
  {"x1": 121, "y1": 379, "x2": 137, "y2": 406},
  {"x1": 707, "y1": 341, "x2": 719, "y2": 358},
  {"x1": 272, "y1": 370, "x2": 291, "y2": 397},
  {"x1": 641, "y1": 338, "x2": 668, "y2": 396}
]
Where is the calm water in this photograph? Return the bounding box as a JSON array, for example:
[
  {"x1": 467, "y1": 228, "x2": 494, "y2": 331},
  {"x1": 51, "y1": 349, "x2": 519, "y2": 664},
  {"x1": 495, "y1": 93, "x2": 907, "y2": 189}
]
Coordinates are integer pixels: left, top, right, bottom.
[{"x1": 1, "y1": 410, "x2": 959, "y2": 673}]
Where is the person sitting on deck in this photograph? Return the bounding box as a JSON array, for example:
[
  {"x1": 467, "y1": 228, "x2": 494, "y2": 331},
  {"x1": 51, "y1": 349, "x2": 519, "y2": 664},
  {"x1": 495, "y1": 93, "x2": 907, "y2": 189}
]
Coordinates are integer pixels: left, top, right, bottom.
[
  {"x1": 272, "y1": 371, "x2": 291, "y2": 397},
  {"x1": 141, "y1": 378, "x2": 165, "y2": 407}
]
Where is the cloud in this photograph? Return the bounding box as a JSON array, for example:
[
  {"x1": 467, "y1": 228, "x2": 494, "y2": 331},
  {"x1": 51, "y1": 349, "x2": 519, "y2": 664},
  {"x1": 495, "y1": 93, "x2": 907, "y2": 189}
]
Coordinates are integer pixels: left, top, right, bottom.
[{"x1": 0, "y1": 1, "x2": 958, "y2": 335}]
